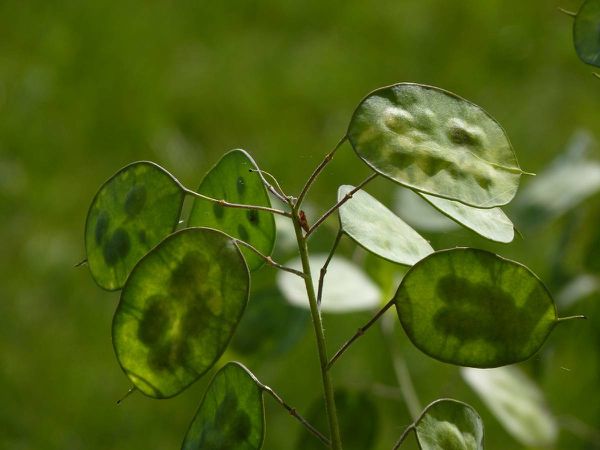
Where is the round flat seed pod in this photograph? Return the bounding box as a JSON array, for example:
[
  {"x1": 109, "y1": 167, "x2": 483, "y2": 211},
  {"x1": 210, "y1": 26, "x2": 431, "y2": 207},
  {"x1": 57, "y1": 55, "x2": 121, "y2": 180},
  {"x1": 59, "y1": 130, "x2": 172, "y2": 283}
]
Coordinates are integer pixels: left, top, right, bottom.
[
  {"x1": 414, "y1": 399, "x2": 484, "y2": 450},
  {"x1": 338, "y1": 185, "x2": 433, "y2": 265},
  {"x1": 347, "y1": 83, "x2": 522, "y2": 208},
  {"x1": 188, "y1": 149, "x2": 276, "y2": 271},
  {"x1": 574, "y1": 0, "x2": 600, "y2": 67},
  {"x1": 112, "y1": 228, "x2": 249, "y2": 398},
  {"x1": 182, "y1": 362, "x2": 265, "y2": 450},
  {"x1": 395, "y1": 248, "x2": 558, "y2": 368},
  {"x1": 461, "y1": 366, "x2": 557, "y2": 447},
  {"x1": 419, "y1": 192, "x2": 514, "y2": 243},
  {"x1": 85, "y1": 161, "x2": 185, "y2": 290}
]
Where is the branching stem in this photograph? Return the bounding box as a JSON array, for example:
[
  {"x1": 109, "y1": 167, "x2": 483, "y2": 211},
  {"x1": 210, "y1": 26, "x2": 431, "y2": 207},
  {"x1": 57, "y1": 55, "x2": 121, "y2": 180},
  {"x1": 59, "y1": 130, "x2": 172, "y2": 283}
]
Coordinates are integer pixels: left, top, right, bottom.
[
  {"x1": 182, "y1": 187, "x2": 292, "y2": 217},
  {"x1": 260, "y1": 384, "x2": 331, "y2": 447},
  {"x1": 305, "y1": 173, "x2": 377, "y2": 237},
  {"x1": 249, "y1": 168, "x2": 290, "y2": 204},
  {"x1": 296, "y1": 136, "x2": 347, "y2": 210},
  {"x1": 292, "y1": 214, "x2": 343, "y2": 450},
  {"x1": 327, "y1": 298, "x2": 395, "y2": 370},
  {"x1": 233, "y1": 239, "x2": 305, "y2": 278},
  {"x1": 317, "y1": 229, "x2": 344, "y2": 308}
]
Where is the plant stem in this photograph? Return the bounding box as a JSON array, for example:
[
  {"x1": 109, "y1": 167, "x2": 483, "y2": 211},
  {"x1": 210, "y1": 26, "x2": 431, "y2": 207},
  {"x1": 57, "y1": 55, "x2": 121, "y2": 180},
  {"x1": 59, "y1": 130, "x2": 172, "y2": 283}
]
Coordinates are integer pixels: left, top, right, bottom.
[
  {"x1": 305, "y1": 173, "x2": 377, "y2": 238},
  {"x1": 381, "y1": 315, "x2": 422, "y2": 420},
  {"x1": 557, "y1": 7, "x2": 577, "y2": 17},
  {"x1": 232, "y1": 239, "x2": 306, "y2": 278},
  {"x1": 392, "y1": 424, "x2": 415, "y2": 450},
  {"x1": 249, "y1": 168, "x2": 290, "y2": 204},
  {"x1": 182, "y1": 187, "x2": 292, "y2": 217},
  {"x1": 296, "y1": 136, "x2": 347, "y2": 209},
  {"x1": 260, "y1": 384, "x2": 331, "y2": 447},
  {"x1": 291, "y1": 214, "x2": 343, "y2": 450},
  {"x1": 317, "y1": 229, "x2": 344, "y2": 307},
  {"x1": 327, "y1": 299, "x2": 395, "y2": 370}
]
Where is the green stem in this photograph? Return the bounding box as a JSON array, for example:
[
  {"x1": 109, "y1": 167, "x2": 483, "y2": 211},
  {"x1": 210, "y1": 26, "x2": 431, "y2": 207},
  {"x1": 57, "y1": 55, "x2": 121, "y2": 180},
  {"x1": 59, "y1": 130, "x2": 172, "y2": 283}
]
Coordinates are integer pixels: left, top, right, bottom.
[
  {"x1": 317, "y1": 229, "x2": 344, "y2": 308},
  {"x1": 292, "y1": 214, "x2": 343, "y2": 450},
  {"x1": 392, "y1": 424, "x2": 415, "y2": 450},
  {"x1": 182, "y1": 187, "x2": 292, "y2": 217},
  {"x1": 233, "y1": 239, "x2": 306, "y2": 278}
]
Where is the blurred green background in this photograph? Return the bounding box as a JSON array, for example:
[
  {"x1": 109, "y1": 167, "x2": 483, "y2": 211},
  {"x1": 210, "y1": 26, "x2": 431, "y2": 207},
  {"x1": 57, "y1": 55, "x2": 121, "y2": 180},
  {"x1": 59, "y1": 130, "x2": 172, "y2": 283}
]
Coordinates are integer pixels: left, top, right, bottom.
[{"x1": 1, "y1": 0, "x2": 599, "y2": 448}]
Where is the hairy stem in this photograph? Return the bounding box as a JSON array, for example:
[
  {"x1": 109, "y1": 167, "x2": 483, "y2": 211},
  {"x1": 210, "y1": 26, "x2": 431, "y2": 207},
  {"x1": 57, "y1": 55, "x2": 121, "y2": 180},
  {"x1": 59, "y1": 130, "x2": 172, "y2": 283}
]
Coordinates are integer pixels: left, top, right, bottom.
[
  {"x1": 317, "y1": 229, "x2": 344, "y2": 307},
  {"x1": 292, "y1": 215, "x2": 343, "y2": 450},
  {"x1": 182, "y1": 187, "x2": 292, "y2": 217},
  {"x1": 327, "y1": 298, "x2": 395, "y2": 370},
  {"x1": 296, "y1": 136, "x2": 347, "y2": 209},
  {"x1": 305, "y1": 173, "x2": 377, "y2": 237},
  {"x1": 260, "y1": 384, "x2": 331, "y2": 447},
  {"x1": 233, "y1": 239, "x2": 306, "y2": 278}
]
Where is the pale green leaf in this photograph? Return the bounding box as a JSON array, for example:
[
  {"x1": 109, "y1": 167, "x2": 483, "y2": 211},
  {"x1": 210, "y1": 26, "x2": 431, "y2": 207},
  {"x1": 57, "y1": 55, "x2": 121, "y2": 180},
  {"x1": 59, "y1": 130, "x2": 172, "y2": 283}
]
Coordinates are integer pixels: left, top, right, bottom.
[
  {"x1": 348, "y1": 83, "x2": 522, "y2": 208},
  {"x1": 338, "y1": 185, "x2": 434, "y2": 265},
  {"x1": 461, "y1": 366, "x2": 557, "y2": 447},
  {"x1": 277, "y1": 255, "x2": 380, "y2": 313}
]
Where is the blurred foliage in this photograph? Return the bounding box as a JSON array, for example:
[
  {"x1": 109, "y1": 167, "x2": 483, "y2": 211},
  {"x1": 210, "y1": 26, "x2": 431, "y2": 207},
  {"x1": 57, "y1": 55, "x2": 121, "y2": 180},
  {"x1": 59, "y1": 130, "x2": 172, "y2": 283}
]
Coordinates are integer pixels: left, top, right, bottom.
[{"x1": 1, "y1": 0, "x2": 599, "y2": 448}]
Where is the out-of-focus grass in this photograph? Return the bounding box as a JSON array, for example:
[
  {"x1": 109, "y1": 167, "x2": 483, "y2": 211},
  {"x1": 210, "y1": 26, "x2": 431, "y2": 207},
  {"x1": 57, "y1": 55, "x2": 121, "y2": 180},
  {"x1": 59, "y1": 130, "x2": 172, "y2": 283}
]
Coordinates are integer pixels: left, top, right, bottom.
[{"x1": 1, "y1": 0, "x2": 598, "y2": 448}]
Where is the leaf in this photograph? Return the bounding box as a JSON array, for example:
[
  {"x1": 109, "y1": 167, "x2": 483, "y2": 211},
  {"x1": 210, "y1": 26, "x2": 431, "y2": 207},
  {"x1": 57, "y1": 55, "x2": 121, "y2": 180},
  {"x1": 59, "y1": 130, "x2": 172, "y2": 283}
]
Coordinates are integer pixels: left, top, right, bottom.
[
  {"x1": 347, "y1": 83, "x2": 522, "y2": 208},
  {"x1": 338, "y1": 185, "x2": 434, "y2": 265},
  {"x1": 277, "y1": 254, "x2": 381, "y2": 313},
  {"x1": 231, "y1": 289, "x2": 309, "y2": 358},
  {"x1": 574, "y1": 0, "x2": 600, "y2": 67},
  {"x1": 418, "y1": 192, "x2": 514, "y2": 243},
  {"x1": 394, "y1": 188, "x2": 459, "y2": 232},
  {"x1": 394, "y1": 248, "x2": 558, "y2": 367},
  {"x1": 182, "y1": 362, "x2": 265, "y2": 450},
  {"x1": 295, "y1": 390, "x2": 378, "y2": 450},
  {"x1": 515, "y1": 132, "x2": 600, "y2": 227},
  {"x1": 461, "y1": 366, "x2": 557, "y2": 447},
  {"x1": 414, "y1": 399, "x2": 484, "y2": 450},
  {"x1": 112, "y1": 227, "x2": 249, "y2": 398},
  {"x1": 188, "y1": 149, "x2": 276, "y2": 271},
  {"x1": 85, "y1": 161, "x2": 185, "y2": 290}
]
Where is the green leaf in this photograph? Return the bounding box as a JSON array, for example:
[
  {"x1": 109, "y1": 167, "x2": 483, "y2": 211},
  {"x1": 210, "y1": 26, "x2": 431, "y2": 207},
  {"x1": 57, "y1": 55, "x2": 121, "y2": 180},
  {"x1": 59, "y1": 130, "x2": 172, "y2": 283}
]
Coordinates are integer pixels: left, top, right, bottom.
[
  {"x1": 418, "y1": 192, "x2": 514, "y2": 243},
  {"x1": 277, "y1": 254, "x2": 381, "y2": 313},
  {"x1": 574, "y1": 0, "x2": 600, "y2": 67},
  {"x1": 85, "y1": 161, "x2": 185, "y2": 290},
  {"x1": 461, "y1": 366, "x2": 557, "y2": 447},
  {"x1": 112, "y1": 227, "x2": 249, "y2": 398},
  {"x1": 182, "y1": 362, "x2": 265, "y2": 450},
  {"x1": 295, "y1": 390, "x2": 378, "y2": 450},
  {"x1": 231, "y1": 289, "x2": 309, "y2": 358},
  {"x1": 414, "y1": 399, "x2": 484, "y2": 450},
  {"x1": 347, "y1": 83, "x2": 522, "y2": 208},
  {"x1": 188, "y1": 149, "x2": 276, "y2": 271},
  {"x1": 394, "y1": 248, "x2": 558, "y2": 367},
  {"x1": 338, "y1": 185, "x2": 434, "y2": 265}
]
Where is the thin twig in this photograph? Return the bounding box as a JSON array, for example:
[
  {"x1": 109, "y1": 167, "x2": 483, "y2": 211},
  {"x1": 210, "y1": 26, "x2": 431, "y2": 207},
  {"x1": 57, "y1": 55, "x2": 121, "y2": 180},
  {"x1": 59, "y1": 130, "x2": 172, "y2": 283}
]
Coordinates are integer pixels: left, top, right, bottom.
[
  {"x1": 305, "y1": 173, "x2": 377, "y2": 237},
  {"x1": 327, "y1": 298, "x2": 395, "y2": 370},
  {"x1": 116, "y1": 386, "x2": 137, "y2": 405},
  {"x1": 392, "y1": 424, "x2": 415, "y2": 450},
  {"x1": 317, "y1": 229, "x2": 343, "y2": 308},
  {"x1": 74, "y1": 258, "x2": 88, "y2": 268},
  {"x1": 249, "y1": 168, "x2": 289, "y2": 204},
  {"x1": 295, "y1": 136, "x2": 347, "y2": 210},
  {"x1": 182, "y1": 187, "x2": 292, "y2": 217},
  {"x1": 261, "y1": 385, "x2": 331, "y2": 448},
  {"x1": 557, "y1": 7, "x2": 577, "y2": 17},
  {"x1": 234, "y1": 239, "x2": 306, "y2": 278}
]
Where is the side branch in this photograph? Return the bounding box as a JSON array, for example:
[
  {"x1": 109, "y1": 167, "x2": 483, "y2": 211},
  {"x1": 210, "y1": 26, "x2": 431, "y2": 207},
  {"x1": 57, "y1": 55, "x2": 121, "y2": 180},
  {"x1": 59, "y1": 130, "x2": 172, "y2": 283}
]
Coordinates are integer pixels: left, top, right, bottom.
[
  {"x1": 249, "y1": 168, "x2": 290, "y2": 204},
  {"x1": 233, "y1": 239, "x2": 306, "y2": 278},
  {"x1": 306, "y1": 173, "x2": 377, "y2": 237},
  {"x1": 295, "y1": 136, "x2": 347, "y2": 210},
  {"x1": 392, "y1": 424, "x2": 415, "y2": 450},
  {"x1": 182, "y1": 188, "x2": 292, "y2": 217},
  {"x1": 261, "y1": 384, "x2": 331, "y2": 448},
  {"x1": 317, "y1": 229, "x2": 344, "y2": 307},
  {"x1": 327, "y1": 298, "x2": 395, "y2": 370}
]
